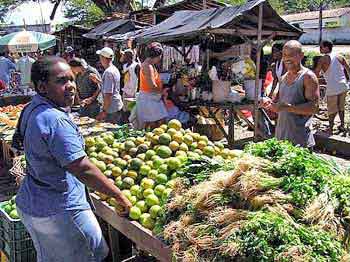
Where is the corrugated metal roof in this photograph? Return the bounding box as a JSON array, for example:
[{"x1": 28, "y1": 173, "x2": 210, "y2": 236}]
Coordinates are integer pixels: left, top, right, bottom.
[
  {"x1": 135, "y1": 0, "x2": 302, "y2": 45},
  {"x1": 282, "y1": 7, "x2": 350, "y2": 22},
  {"x1": 129, "y1": 0, "x2": 226, "y2": 24}
]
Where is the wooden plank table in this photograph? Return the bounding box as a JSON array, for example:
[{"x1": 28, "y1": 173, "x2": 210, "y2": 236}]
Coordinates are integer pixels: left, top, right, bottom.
[
  {"x1": 0, "y1": 95, "x2": 32, "y2": 107},
  {"x1": 1, "y1": 140, "x2": 22, "y2": 167},
  {"x1": 180, "y1": 100, "x2": 263, "y2": 147},
  {"x1": 90, "y1": 194, "x2": 172, "y2": 262}
]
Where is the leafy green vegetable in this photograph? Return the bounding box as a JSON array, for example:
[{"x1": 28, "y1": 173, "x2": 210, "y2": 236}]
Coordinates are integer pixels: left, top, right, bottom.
[
  {"x1": 329, "y1": 175, "x2": 350, "y2": 216},
  {"x1": 246, "y1": 139, "x2": 334, "y2": 207},
  {"x1": 177, "y1": 156, "x2": 234, "y2": 184},
  {"x1": 235, "y1": 211, "x2": 345, "y2": 262},
  {"x1": 245, "y1": 138, "x2": 294, "y2": 162},
  {"x1": 113, "y1": 125, "x2": 145, "y2": 142}
]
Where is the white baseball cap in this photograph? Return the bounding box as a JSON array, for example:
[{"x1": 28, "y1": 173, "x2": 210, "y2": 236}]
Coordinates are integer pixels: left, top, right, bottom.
[{"x1": 96, "y1": 47, "x2": 114, "y2": 59}]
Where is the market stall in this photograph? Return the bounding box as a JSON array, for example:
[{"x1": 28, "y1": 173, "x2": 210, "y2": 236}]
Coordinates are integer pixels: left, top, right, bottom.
[
  {"x1": 5, "y1": 2, "x2": 350, "y2": 262},
  {"x1": 83, "y1": 121, "x2": 350, "y2": 261},
  {"x1": 132, "y1": 0, "x2": 302, "y2": 145},
  {"x1": 1, "y1": 111, "x2": 350, "y2": 261},
  {"x1": 54, "y1": 25, "x2": 97, "y2": 64}
]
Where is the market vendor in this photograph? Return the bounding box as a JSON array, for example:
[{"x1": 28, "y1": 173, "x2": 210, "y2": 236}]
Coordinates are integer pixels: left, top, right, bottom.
[
  {"x1": 162, "y1": 87, "x2": 192, "y2": 128},
  {"x1": 261, "y1": 40, "x2": 320, "y2": 148},
  {"x1": 15, "y1": 56, "x2": 131, "y2": 262},
  {"x1": 69, "y1": 58, "x2": 102, "y2": 118},
  {"x1": 95, "y1": 47, "x2": 124, "y2": 123},
  {"x1": 136, "y1": 42, "x2": 168, "y2": 129}
]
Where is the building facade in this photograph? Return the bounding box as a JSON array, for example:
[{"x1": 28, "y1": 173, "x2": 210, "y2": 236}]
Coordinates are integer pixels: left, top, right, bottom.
[{"x1": 282, "y1": 7, "x2": 350, "y2": 44}]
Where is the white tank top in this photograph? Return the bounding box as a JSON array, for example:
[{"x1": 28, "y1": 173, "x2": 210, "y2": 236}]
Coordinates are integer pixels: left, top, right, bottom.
[
  {"x1": 122, "y1": 62, "x2": 139, "y2": 97},
  {"x1": 275, "y1": 60, "x2": 284, "y2": 81},
  {"x1": 323, "y1": 53, "x2": 349, "y2": 96}
]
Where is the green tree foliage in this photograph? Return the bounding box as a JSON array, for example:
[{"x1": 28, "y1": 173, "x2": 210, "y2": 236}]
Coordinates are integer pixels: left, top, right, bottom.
[
  {"x1": 64, "y1": 0, "x2": 104, "y2": 27},
  {"x1": 279, "y1": 0, "x2": 347, "y2": 14},
  {"x1": 0, "y1": 0, "x2": 18, "y2": 22},
  {"x1": 212, "y1": 0, "x2": 348, "y2": 14}
]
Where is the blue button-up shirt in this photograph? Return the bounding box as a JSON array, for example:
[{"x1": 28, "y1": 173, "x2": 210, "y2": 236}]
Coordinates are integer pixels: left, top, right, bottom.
[{"x1": 16, "y1": 95, "x2": 90, "y2": 217}]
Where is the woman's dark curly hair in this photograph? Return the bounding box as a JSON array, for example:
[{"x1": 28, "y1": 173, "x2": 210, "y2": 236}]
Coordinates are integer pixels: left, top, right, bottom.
[
  {"x1": 145, "y1": 42, "x2": 163, "y2": 58},
  {"x1": 31, "y1": 56, "x2": 67, "y2": 92}
]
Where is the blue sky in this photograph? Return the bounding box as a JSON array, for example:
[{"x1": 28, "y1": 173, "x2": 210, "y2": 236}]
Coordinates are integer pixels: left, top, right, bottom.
[{"x1": 4, "y1": 0, "x2": 69, "y2": 26}]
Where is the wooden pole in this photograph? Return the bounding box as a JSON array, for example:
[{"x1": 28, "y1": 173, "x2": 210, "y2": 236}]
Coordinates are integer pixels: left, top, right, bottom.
[
  {"x1": 72, "y1": 28, "x2": 74, "y2": 48},
  {"x1": 182, "y1": 40, "x2": 185, "y2": 64},
  {"x1": 206, "y1": 48, "x2": 210, "y2": 70},
  {"x1": 254, "y1": 3, "x2": 263, "y2": 141},
  {"x1": 318, "y1": 1, "x2": 323, "y2": 44}
]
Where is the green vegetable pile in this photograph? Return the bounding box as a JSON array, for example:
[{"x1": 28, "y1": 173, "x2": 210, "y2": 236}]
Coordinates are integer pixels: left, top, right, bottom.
[
  {"x1": 154, "y1": 139, "x2": 350, "y2": 261},
  {"x1": 113, "y1": 124, "x2": 146, "y2": 142},
  {"x1": 176, "y1": 156, "x2": 236, "y2": 185}
]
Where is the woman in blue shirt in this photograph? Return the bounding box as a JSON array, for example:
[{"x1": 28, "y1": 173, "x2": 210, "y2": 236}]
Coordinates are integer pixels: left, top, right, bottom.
[{"x1": 15, "y1": 56, "x2": 131, "y2": 262}]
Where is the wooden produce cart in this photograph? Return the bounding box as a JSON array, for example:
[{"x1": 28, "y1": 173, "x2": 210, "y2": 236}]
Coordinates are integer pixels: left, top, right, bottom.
[
  {"x1": 181, "y1": 100, "x2": 259, "y2": 147},
  {"x1": 0, "y1": 95, "x2": 32, "y2": 107},
  {"x1": 91, "y1": 194, "x2": 172, "y2": 262},
  {"x1": 1, "y1": 140, "x2": 21, "y2": 167}
]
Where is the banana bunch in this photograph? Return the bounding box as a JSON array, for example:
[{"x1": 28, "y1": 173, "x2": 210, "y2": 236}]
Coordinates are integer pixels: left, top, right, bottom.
[{"x1": 244, "y1": 57, "x2": 256, "y2": 79}]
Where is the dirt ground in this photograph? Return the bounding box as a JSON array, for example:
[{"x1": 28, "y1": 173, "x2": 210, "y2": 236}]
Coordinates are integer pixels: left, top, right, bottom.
[{"x1": 313, "y1": 90, "x2": 350, "y2": 137}]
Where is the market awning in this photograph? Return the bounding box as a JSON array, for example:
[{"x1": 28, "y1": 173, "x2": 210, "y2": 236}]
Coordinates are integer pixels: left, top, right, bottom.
[
  {"x1": 134, "y1": 0, "x2": 303, "y2": 45},
  {"x1": 83, "y1": 19, "x2": 145, "y2": 40},
  {"x1": 107, "y1": 29, "x2": 146, "y2": 42}
]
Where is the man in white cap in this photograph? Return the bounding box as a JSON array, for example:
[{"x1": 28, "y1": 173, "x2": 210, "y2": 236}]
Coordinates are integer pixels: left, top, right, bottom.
[
  {"x1": 95, "y1": 47, "x2": 123, "y2": 123},
  {"x1": 63, "y1": 46, "x2": 75, "y2": 63}
]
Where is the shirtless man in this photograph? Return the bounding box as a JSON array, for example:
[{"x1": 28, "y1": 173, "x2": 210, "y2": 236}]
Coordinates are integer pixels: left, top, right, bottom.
[{"x1": 261, "y1": 40, "x2": 320, "y2": 148}]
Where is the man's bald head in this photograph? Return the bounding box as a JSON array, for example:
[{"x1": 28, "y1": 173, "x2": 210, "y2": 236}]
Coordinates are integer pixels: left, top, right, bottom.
[
  {"x1": 284, "y1": 40, "x2": 303, "y2": 54},
  {"x1": 282, "y1": 40, "x2": 304, "y2": 72}
]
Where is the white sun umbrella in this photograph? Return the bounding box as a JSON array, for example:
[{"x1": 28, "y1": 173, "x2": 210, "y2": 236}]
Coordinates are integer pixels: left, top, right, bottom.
[{"x1": 0, "y1": 30, "x2": 56, "y2": 53}]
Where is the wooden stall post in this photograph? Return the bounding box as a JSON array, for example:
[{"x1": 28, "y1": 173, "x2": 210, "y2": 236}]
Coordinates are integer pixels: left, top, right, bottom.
[
  {"x1": 182, "y1": 40, "x2": 185, "y2": 64},
  {"x1": 206, "y1": 48, "x2": 210, "y2": 70},
  {"x1": 254, "y1": 3, "x2": 263, "y2": 141}
]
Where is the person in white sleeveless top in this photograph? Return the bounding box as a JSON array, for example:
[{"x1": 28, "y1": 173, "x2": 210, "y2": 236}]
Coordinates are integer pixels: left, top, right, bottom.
[
  {"x1": 315, "y1": 40, "x2": 350, "y2": 134},
  {"x1": 121, "y1": 49, "x2": 140, "y2": 99},
  {"x1": 268, "y1": 42, "x2": 286, "y2": 98}
]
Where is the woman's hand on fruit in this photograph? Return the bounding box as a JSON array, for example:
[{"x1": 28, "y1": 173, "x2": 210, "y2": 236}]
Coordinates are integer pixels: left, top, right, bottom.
[{"x1": 115, "y1": 194, "x2": 132, "y2": 216}]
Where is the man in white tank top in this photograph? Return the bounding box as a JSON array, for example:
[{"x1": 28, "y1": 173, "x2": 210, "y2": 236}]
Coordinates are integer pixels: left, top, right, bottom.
[{"x1": 315, "y1": 40, "x2": 350, "y2": 134}]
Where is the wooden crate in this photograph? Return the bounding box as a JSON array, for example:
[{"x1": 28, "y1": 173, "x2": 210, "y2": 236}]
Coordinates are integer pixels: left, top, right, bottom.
[
  {"x1": 91, "y1": 194, "x2": 172, "y2": 262},
  {"x1": 1, "y1": 142, "x2": 21, "y2": 168}
]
